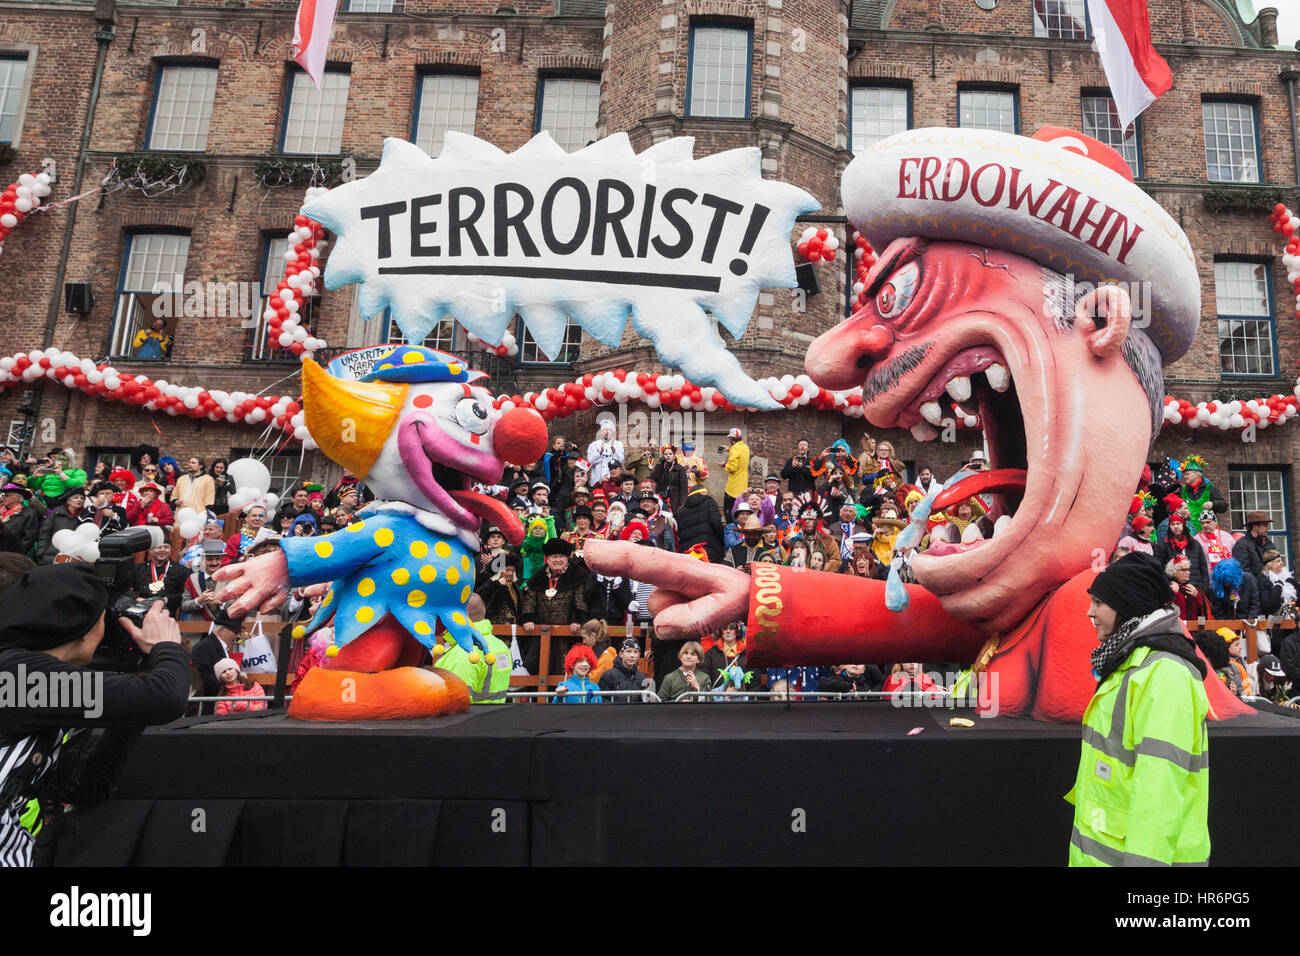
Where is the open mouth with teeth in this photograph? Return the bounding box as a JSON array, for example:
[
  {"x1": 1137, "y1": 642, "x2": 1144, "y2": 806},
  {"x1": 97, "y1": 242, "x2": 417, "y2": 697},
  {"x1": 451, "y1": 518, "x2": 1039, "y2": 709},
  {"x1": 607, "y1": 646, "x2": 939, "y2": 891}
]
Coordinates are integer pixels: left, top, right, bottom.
[{"x1": 886, "y1": 344, "x2": 1027, "y2": 553}]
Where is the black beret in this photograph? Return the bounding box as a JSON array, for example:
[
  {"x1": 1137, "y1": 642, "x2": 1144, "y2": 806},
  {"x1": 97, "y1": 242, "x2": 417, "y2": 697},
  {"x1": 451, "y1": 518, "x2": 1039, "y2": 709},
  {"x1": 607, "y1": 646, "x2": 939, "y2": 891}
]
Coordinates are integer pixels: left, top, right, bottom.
[{"x1": 0, "y1": 564, "x2": 110, "y2": 650}]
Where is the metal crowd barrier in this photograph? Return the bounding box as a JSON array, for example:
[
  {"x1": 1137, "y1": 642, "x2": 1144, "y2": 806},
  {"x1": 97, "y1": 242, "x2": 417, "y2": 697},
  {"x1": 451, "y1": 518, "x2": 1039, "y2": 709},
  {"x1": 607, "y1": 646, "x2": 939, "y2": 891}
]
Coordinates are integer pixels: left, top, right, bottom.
[
  {"x1": 669, "y1": 690, "x2": 954, "y2": 702},
  {"x1": 505, "y1": 689, "x2": 662, "y2": 703}
]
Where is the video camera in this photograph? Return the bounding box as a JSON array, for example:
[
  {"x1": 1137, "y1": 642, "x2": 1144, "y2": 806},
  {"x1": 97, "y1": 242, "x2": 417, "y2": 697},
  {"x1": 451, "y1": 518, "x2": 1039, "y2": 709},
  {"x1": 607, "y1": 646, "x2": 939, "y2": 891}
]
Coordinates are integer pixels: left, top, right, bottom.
[{"x1": 90, "y1": 527, "x2": 164, "y2": 672}]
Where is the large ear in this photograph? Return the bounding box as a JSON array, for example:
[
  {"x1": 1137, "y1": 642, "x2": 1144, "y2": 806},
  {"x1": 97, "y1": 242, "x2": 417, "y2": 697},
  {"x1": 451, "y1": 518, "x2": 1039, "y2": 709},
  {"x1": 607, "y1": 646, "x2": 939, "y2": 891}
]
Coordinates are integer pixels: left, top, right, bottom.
[{"x1": 1076, "y1": 283, "x2": 1132, "y2": 359}]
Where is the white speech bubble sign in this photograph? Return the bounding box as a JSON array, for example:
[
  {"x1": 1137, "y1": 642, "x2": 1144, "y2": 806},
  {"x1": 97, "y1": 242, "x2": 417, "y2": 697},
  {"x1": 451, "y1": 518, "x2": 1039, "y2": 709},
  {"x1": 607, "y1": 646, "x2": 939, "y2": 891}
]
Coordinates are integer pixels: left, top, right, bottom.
[{"x1": 302, "y1": 131, "x2": 820, "y2": 408}]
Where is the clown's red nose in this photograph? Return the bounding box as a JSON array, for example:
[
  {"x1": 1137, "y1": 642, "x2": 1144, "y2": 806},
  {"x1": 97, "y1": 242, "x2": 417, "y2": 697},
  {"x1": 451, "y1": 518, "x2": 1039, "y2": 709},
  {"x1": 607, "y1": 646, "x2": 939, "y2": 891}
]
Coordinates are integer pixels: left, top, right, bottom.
[
  {"x1": 494, "y1": 407, "x2": 549, "y2": 466},
  {"x1": 860, "y1": 324, "x2": 894, "y2": 361}
]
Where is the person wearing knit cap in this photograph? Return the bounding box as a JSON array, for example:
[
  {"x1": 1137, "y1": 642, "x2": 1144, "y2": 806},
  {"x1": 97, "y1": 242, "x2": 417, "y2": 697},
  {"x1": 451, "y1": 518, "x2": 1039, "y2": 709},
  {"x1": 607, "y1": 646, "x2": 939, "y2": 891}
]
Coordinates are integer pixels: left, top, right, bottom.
[
  {"x1": 1193, "y1": 509, "x2": 1235, "y2": 574},
  {"x1": 1069, "y1": 551, "x2": 1211, "y2": 866},
  {"x1": 0, "y1": 566, "x2": 189, "y2": 866},
  {"x1": 1124, "y1": 514, "x2": 1154, "y2": 554}
]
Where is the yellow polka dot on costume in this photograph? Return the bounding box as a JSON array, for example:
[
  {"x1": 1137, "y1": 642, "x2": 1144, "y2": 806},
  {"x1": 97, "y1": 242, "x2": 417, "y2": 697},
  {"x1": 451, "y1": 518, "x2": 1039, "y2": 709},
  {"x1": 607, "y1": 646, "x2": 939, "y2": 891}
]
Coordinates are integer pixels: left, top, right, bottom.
[
  {"x1": 377, "y1": 362, "x2": 394, "y2": 370},
  {"x1": 460, "y1": 556, "x2": 471, "y2": 572},
  {"x1": 419, "y1": 565, "x2": 437, "y2": 583},
  {"x1": 413, "y1": 620, "x2": 432, "y2": 636},
  {"x1": 432, "y1": 643, "x2": 446, "y2": 656},
  {"x1": 452, "y1": 612, "x2": 467, "y2": 625},
  {"x1": 291, "y1": 625, "x2": 306, "y2": 639},
  {"x1": 460, "y1": 585, "x2": 471, "y2": 603},
  {"x1": 407, "y1": 589, "x2": 427, "y2": 608},
  {"x1": 325, "y1": 645, "x2": 339, "y2": 658},
  {"x1": 391, "y1": 568, "x2": 410, "y2": 585},
  {"x1": 356, "y1": 606, "x2": 374, "y2": 624},
  {"x1": 347, "y1": 521, "x2": 365, "y2": 532},
  {"x1": 374, "y1": 528, "x2": 394, "y2": 547},
  {"x1": 357, "y1": 577, "x2": 375, "y2": 597},
  {"x1": 410, "y1": 541, "x2": 428, "y2": 558},
  {"x1": 314, "y1": 541, "x2": 333, "y2": 558},
  {"x1": 468, "y1": 650, "x2": 482, "y2": 664},
  {"x1": 448, "y1": 363, "x2": 462, "y2": 375},
  {"x1": 403, "y1": 351, "x2": 424, "y2": 364},
  {"x1": 446, "y1": 567, "x2": 460, "y2": 585},
  {"x1": 322, "y1": 589, "x2": 334, "y2": 606},
  {"x1": 434, "y1": 541, "x2": 452, "y2": 558}
]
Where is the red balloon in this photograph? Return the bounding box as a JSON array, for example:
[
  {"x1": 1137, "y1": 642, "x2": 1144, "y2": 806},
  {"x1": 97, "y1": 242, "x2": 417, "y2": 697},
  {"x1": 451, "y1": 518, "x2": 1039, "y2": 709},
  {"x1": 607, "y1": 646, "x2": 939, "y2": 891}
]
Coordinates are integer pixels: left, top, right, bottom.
[
  {"x1": 824, "y1": 249, "x2": 836, "y2": 261},
  {"x1": 789, "y1": 384, "x2": 803, "y2": 398},
  {"x1": 1275, "y1": 203, "x2": 1287, "y2": 216}
]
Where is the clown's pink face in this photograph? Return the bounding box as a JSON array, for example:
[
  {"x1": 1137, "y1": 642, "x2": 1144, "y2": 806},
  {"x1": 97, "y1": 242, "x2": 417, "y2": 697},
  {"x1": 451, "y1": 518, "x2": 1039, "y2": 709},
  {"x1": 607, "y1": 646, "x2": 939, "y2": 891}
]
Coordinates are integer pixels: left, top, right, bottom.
[{"x1": 806, "y1": 238, "x2": 1151, "y2": 634}]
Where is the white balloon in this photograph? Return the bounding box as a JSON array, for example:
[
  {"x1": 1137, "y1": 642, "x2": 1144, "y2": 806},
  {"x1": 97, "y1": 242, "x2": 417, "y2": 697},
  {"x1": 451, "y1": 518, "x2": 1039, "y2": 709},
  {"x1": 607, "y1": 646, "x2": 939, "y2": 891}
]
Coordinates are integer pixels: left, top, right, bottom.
[
  {"x1": 228, "y1": 492, "x2": 247, "y2": 511},
  {"x1": 74, "y1": 523, "x2": 101, "y2": 540},
  {"x1": 227, "y1": 457, "x2": 272, "y2": 495},
  {"x1": 74, "y1": 542, "x2": 100, "y2": 563},
  {"x1": 264, "y1": 493, "x2": 278, "y2": 509},
  {"x1": 179, "y1": 520, "x2": 202, "y2": 539},
  {"x1": 52, "y1": 529, "x2": 78, "y2": 553}
]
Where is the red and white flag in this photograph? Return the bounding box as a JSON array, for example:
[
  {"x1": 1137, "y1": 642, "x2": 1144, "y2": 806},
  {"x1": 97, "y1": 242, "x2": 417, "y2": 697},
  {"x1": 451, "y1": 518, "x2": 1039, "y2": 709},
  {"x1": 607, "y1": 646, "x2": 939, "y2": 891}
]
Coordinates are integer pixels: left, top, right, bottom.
[
  {"x1": 293, "y1": 0, "x2": 340, "y2": 89},
  {"x1": 1086, "y1": 0, "x2": 1172, "y2": 131}
]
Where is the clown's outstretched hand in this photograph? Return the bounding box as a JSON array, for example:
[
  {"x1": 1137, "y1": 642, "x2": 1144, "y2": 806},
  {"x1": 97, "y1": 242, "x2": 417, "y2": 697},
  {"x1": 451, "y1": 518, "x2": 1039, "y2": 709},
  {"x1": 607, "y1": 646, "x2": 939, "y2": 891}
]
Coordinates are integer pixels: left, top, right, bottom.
[
  {"x1": 583, "y1": 539, "x2": 749, "y2": 640},
  {"x1": 213, "y1": 549, "x2": 293, "y2": 617}
]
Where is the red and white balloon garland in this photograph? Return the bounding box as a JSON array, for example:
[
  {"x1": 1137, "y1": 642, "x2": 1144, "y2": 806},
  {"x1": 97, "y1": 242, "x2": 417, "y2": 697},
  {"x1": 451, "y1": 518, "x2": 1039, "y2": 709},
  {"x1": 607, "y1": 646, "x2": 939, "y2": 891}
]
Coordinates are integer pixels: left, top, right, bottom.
[
  {"x1": 849, "y1": 230, "x2": 879, "y2": 312},
  {"x1": 1270, "y1": 202, "x2": 1300, "y2": 323},
  {"x1": 796, "y1": 225, "x2": 839, "y2": 262},
  {"x1": 0, "y1": 348, "x2": 310, "y2": 444},
  {"x1": 1160, "y1": 202, "x2": 1300, "y2": 431},
  {"x1": 262, "y1": 186, "x2": 330, "y2": 359},
  {"x1": 0, "y1": 171, "x2": 53, "y2": 255},
  {"x1": 464, "y1": 329, "x2": 519, "y2": 358}
]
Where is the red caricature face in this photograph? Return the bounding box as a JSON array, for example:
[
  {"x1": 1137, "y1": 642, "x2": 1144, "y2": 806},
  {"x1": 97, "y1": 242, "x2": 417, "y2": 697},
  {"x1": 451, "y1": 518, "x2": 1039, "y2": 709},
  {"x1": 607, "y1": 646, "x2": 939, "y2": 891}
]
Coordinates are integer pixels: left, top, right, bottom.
[{"x1": 806, "y1": 238, "x2": 1151, "y2": 633}]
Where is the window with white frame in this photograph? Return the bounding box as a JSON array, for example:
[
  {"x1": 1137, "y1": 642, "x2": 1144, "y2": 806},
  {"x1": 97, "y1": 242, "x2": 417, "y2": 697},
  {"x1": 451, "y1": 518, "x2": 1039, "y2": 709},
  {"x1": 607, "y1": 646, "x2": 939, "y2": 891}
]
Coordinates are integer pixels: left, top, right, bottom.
[
  {"x1": 345, "y1": 0, "x2": 397, "y2": 10},
  {"x1": 148, "y1": 65, "x2": 218, "y2": 151},
  {"x1": 1081, "y1": 94, "x2": 1141, "y2": 178},
  {"x1": 519, "y1": 318, "x2": 581, "y2": 364},
  {"x1": 687, "y1": 25, "x2": 751, "y2": 119},
  {"x1": 1032, "y1": 0, "x2": 1088, "y2": 39},
  {"x1": 386, "y1": 315, "x2": 459, "y2": 353},
  {"x1": 1215, "y1": 260, "x2": 1274, "y2": 377},
  {"x1": 537, "y1": 77, "x2": 600, "y2": 152},
  {"x1": 230, "y1": 449, "x2": 302, "y2": 499},
  {"x1": 248, "y1": 236, "x2": 317, "y2": 361},
  {"x1": 413, "y1": 73, "x2": 479, "y2": 156},
  {"x1": 282, "y1": 69, "x2": 350, "y2": 155},
  {"x1": 1228, "y1": 468, "x2": 1291, "y2": 567},
  {"x1": 850, "y1": 86, "x2": 909, "y2": 153},
  {"x1": 959, "y1": 89, "x2": 1017, "y2": 133},
  {"x1": 111, "y1": 233, "x2": 190, "y2": 359},
  {"x1": 1202, "y1": 100, "x2": 1259, "y2": 183},
  {"x1": 0, "y1": 55, "x2": 28, "y2": 144}
]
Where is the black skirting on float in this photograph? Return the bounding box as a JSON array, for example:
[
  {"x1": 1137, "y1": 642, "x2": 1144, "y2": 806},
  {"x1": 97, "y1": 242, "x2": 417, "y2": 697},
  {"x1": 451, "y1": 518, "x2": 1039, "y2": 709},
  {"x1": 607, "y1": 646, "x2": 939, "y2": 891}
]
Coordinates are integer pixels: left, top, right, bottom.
[{"x1": 51, "y1": 703, "x2": 1300, "y2": 866}]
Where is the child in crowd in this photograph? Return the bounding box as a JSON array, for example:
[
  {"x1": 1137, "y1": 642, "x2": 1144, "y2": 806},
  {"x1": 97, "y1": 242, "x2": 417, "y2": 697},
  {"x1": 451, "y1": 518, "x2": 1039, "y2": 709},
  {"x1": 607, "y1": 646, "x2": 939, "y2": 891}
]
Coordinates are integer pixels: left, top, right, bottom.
[
  {"x1": 214, "y1": 657, "x2": 268, "y2": 714},
  {"x1": 658, "y1": 641, "x2": 708, "y2": 702},
  {"x1": 553, "y1": 644, "x2": 603, "y2": 703}
]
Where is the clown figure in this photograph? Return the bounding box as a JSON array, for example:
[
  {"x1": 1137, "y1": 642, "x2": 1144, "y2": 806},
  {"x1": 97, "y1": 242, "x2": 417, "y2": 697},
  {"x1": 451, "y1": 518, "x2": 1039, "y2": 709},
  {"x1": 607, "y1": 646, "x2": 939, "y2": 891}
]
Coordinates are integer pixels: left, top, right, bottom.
[{"x1": 217, "y1": 346, "x2": 547, "y2": 718}]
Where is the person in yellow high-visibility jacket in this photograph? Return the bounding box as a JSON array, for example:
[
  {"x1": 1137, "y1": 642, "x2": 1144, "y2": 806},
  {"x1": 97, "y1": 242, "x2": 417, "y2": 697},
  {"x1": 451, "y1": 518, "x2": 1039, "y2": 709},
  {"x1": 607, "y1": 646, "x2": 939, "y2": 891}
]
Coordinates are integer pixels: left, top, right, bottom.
[
  {"x1": 1066, "y1": 551, "x2": 1210, "y2": 866},
  {"x1": 432, "y1": 596, "x2": 513, "y2": 704},
  {"x1": 721, "y1": 428, "x2": 750, "y2": 513}
]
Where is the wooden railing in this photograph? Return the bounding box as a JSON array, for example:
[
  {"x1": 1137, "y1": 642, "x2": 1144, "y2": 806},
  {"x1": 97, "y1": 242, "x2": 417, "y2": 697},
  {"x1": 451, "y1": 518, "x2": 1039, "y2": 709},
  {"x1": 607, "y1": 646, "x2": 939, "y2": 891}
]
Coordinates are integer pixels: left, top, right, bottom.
[{"x1": 177, "y1": 619, "x2": 658, "y2": 693}]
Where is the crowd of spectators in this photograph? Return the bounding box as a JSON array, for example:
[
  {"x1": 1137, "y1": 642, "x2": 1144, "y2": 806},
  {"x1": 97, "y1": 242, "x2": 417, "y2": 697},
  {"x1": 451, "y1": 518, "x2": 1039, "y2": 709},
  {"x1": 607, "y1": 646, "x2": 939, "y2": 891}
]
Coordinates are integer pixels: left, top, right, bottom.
[
  {"x1": 1113, "y1": 454, "x2": 1299, "y2": 704},
  {"x1": 2, "y1": 433, "x2": 1296, "y2": 707}
]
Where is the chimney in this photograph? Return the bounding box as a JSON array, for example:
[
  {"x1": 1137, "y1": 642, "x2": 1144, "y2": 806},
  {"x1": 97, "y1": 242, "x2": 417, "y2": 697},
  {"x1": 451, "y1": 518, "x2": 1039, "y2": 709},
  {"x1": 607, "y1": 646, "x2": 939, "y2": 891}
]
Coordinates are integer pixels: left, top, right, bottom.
[{"x1": 1258, "y1": 7, "x2": 1279, "y2": 48}]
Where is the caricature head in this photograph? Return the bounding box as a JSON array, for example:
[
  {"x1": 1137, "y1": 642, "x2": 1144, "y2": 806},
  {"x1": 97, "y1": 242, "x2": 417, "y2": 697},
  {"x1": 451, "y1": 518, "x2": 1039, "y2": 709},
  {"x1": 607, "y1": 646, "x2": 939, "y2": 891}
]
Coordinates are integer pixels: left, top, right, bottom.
[{"x1": 806, "y1": 127, "x2": 1197, "y2": 636}]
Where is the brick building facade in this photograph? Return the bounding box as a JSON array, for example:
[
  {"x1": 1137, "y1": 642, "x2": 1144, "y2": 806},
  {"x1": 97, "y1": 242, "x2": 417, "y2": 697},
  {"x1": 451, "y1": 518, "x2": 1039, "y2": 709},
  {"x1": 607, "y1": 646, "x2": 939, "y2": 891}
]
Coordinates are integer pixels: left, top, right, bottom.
[{"x1": 0, "y1": 0, "x2": 1297, "y2": 549}]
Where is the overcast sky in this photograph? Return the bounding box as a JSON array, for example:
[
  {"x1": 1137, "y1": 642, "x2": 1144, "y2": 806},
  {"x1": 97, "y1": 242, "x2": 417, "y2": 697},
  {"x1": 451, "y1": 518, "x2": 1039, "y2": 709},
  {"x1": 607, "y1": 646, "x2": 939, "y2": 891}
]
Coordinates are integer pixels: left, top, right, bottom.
[{"x1": 1278, "y1": 6, "x2": 1298, "y2": 49}]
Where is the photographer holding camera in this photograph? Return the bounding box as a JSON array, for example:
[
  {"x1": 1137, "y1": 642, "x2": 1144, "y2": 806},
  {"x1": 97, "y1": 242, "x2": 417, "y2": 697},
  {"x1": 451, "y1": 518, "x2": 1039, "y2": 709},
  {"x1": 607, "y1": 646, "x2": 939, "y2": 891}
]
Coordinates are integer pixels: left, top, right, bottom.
[
  {"x1": 781, "y1": 439, "x2": 816, "y2": 496},
  {"x1": 0, "y1": 563, "x2": 189, "y2": 867}
]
